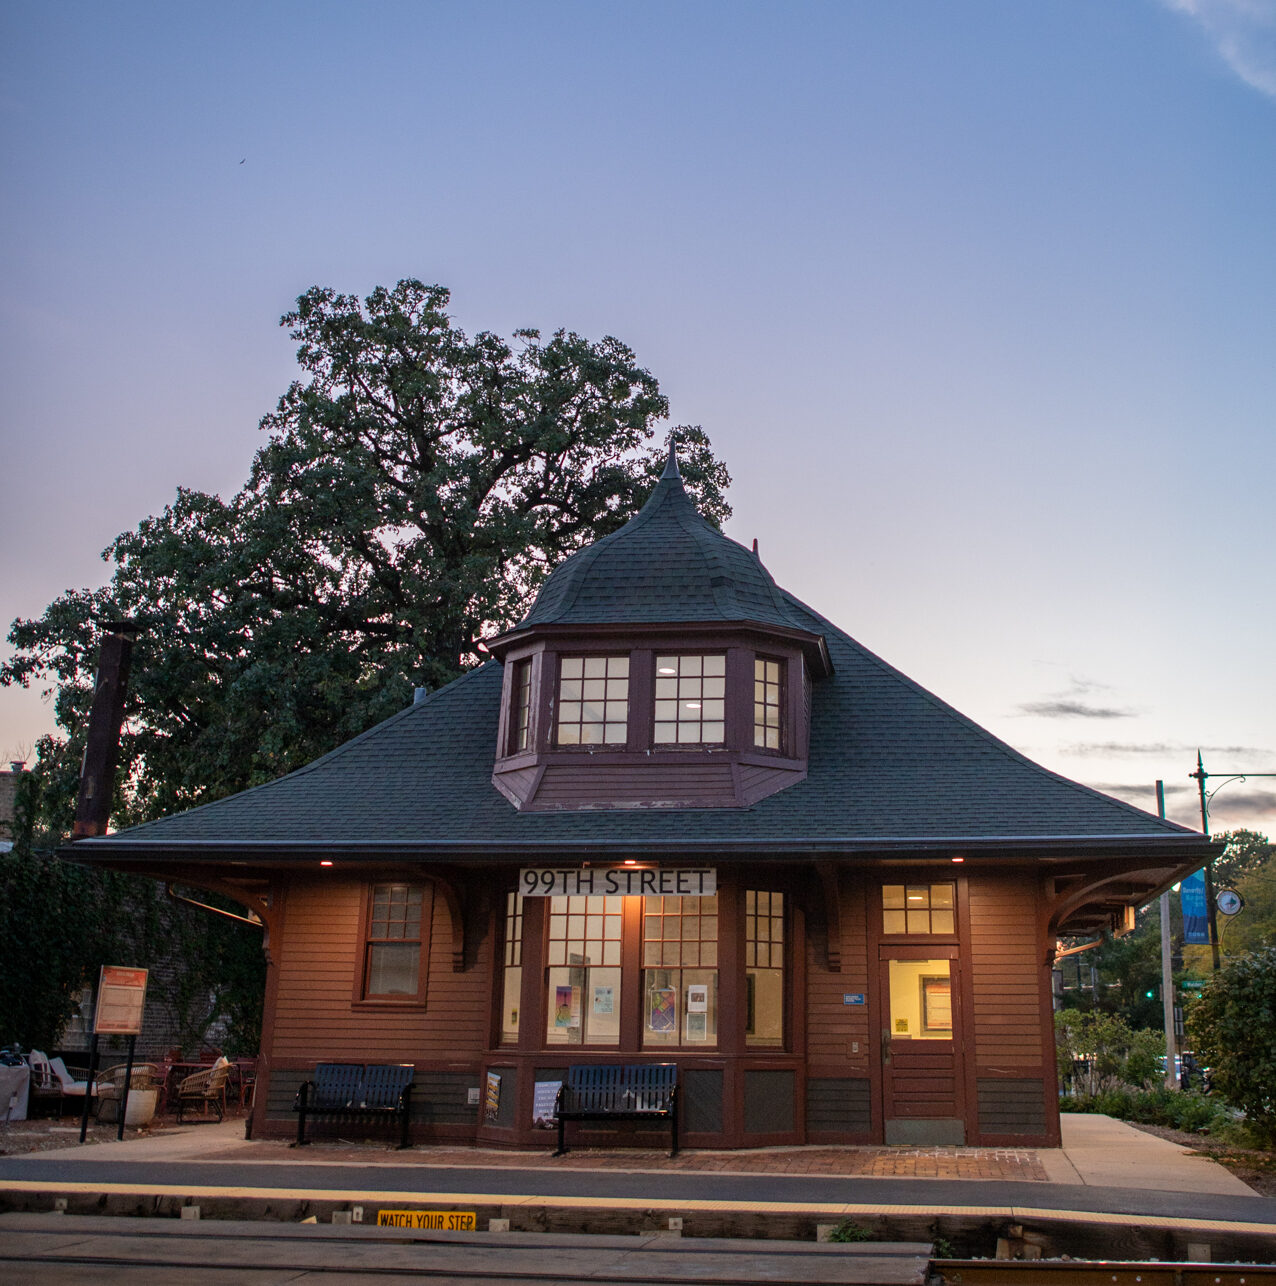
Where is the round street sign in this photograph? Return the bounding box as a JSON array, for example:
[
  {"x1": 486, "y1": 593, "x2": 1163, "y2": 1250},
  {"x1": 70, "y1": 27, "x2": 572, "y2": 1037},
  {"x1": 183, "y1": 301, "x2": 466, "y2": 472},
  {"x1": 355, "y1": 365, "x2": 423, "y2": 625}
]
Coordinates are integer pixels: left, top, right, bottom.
[{"x1": 1217, "y1": 889, "x2": 1243, "y2": 916}]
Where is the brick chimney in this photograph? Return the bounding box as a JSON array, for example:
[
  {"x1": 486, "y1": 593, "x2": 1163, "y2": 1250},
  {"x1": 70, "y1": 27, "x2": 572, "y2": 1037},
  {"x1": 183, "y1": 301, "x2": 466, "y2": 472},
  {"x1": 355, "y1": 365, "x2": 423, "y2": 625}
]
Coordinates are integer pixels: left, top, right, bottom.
[{"x1": 72, "y1": 621, "x2": 141, "y2": 839}]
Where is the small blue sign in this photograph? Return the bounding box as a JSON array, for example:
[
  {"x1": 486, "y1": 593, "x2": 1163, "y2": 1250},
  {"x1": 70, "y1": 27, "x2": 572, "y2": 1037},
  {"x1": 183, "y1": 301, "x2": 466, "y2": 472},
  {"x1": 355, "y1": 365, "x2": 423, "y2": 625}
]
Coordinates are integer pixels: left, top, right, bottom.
[{"x1": 843, "y1": 993, "x2": 865, "y2": 1006}]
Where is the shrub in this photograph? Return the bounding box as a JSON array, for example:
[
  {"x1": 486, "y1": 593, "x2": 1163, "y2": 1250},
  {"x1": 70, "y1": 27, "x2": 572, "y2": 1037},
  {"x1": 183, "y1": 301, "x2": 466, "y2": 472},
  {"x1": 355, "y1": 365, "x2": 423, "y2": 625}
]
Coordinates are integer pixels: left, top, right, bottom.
[
  {"x1": 1054, "y1": 1010, "x2": 1166, "y2": 1094},
  {"x1": 1188, "y1": 948, "x2": 1276, "y2": 1144},
  {"x1": 1058, "y1": 1086, "x2": 1231, "y2": 1133}
]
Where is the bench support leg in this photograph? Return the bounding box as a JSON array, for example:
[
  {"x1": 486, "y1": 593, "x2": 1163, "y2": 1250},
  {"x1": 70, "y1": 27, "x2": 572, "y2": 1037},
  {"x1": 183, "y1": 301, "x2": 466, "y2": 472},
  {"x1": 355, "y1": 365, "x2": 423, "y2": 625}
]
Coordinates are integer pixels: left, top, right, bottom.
[
  {"x1": 553, "y1": 1114, "x2": 568, "y2": 1158},
  {"x1": 670, "y1": 1094, "x2": 679, "y2": 1158},
  {"x1": 398, "y1": 1085, "x2": 412, "y2": 1150},
  {"x1": 296, "y1": 1083, "x2": 309, "y2": 1146}
]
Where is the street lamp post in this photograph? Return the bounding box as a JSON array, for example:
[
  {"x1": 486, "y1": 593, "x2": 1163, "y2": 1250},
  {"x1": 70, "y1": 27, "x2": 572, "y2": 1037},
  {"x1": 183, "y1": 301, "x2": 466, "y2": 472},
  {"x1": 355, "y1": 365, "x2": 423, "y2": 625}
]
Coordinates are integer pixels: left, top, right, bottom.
[{"x1": 1189, "y1": 751, "x2": 1276, "y2": 971}]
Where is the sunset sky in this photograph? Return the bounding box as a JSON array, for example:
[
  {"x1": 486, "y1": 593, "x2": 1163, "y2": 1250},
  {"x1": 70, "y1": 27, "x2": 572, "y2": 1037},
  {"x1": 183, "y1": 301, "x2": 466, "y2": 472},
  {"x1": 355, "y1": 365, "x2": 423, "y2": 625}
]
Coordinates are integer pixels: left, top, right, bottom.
[{"x1": 2, "y1": 1, "x2": 1273, "y2": 838}]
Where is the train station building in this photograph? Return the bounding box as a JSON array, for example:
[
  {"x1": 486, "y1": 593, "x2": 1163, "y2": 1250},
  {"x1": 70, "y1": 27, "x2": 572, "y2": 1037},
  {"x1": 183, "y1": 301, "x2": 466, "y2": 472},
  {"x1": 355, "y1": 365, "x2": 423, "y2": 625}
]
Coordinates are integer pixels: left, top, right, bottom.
[{"x1": 76, "y1": 451, "x2": 1212, "y2": 1149}]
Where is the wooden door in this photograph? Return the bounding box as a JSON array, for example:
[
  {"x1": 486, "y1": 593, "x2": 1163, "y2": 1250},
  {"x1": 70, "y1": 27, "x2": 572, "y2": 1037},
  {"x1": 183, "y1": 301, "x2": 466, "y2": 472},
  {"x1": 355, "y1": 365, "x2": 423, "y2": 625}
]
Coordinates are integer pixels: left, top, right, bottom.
[{"x1": 880, "y1": 952, "x2": 965, "y2": 1144}]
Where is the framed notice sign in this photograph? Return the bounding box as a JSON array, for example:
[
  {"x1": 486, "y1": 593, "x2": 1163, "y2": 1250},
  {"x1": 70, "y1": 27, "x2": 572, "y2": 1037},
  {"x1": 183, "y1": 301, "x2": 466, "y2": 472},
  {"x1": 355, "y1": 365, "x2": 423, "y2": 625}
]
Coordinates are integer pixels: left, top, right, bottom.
[{"x1": 94, "y1": 965, "x2": 148, "y2": 1036}]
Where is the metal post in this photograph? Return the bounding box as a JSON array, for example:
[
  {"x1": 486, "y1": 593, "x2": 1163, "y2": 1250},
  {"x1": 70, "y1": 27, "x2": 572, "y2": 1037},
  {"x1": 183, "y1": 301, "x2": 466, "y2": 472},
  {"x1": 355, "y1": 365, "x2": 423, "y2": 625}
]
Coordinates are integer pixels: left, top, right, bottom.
[
  {"x1": 1191, "y1": 751, "x2": 1224, "y2": 971},
  {"x1": 78, "y1": 1034, "x2": 99, "y2": 1144},
  {"x1": 1157, "y1": 781, "x2": 1177, "y2": 1089},
  {"x1": 117, "y1": 1035, "x2": 136, "y2": 1141}
]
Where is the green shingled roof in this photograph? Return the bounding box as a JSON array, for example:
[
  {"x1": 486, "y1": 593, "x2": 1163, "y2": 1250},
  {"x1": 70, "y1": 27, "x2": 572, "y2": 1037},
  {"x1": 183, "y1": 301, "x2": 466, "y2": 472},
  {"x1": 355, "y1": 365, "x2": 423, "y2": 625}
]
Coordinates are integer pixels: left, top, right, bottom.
[{"x1": 78, "y1": 590, "x2": 1200, "y2": 858}]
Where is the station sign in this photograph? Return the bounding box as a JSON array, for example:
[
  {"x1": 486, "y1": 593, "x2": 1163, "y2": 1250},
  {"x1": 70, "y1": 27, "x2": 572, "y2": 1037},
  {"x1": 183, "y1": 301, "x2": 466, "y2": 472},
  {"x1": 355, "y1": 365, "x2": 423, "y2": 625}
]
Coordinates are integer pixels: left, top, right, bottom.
[
  {"x1": 519, "y1": 867, "x2": 716, "y2": 898},
  {"x1": 93, "y1": 965, "x2": 149, "y2": 1036}
]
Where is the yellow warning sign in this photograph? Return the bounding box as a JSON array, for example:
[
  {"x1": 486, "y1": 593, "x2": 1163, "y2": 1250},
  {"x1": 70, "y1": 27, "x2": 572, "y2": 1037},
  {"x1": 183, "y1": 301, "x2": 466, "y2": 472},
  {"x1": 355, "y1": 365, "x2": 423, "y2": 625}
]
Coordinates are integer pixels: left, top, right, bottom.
[{"x1": 377, "y1": 1210, "x2": 477, "y2": 1230}]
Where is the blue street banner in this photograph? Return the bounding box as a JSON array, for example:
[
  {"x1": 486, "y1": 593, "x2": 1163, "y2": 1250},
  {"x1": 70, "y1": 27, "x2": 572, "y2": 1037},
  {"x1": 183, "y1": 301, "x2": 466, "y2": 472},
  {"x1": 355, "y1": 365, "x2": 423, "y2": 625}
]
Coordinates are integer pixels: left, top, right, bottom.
[{"x1": 1180, "y1": 869, "x2": 1210, "y2": 945}]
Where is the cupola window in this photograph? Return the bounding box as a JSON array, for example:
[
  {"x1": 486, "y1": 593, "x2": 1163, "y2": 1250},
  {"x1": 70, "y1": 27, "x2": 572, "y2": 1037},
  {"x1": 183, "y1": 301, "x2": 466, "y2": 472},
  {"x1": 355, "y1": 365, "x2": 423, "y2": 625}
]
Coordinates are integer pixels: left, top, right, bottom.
[
  {"x1": 753, "y1": 657, "x2": 784, "y2": 751},
  {"x1": 509, "y1": 659, "x2": 532, "y2": 753},
  {"x1": 654, "y1": 654, "x2": 726, "y2": 745},
  {"x1": 556, "y1": 656, "x2": 629, "y2": 746}
]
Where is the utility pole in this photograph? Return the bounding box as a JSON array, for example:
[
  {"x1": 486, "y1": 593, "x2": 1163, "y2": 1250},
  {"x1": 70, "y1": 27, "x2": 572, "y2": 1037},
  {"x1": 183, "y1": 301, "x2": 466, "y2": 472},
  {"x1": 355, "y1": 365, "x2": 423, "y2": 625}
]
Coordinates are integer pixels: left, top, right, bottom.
[
  {"x1": 1157, "y1": 781, "x2": 1177, "y2": 1089},
  {"x1": 1189, "y1": 752, "x2": 1276, "y2": 972}
]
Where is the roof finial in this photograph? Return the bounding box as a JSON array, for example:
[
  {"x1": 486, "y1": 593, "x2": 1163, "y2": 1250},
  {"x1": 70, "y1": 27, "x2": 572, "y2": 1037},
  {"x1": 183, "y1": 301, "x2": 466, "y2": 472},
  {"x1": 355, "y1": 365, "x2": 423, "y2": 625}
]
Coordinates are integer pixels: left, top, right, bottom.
[
  {"x1": 752, "y1": 537, "x2": 760, "y2": 559},
  {"x1": 660, "y1": 439, "x2": 682, "y2": 482}
]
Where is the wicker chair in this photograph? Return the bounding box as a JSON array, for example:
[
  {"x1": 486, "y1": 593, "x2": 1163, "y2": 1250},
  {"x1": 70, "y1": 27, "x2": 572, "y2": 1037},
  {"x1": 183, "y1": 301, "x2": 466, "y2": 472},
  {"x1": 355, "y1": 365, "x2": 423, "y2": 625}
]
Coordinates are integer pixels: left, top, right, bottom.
[
  {"x1": 94, "y1": 1063, "x2": 158, "y2": 1121},
  {"x1": 175, "y1": 1059, "x2": 232, "y2": 1122}
]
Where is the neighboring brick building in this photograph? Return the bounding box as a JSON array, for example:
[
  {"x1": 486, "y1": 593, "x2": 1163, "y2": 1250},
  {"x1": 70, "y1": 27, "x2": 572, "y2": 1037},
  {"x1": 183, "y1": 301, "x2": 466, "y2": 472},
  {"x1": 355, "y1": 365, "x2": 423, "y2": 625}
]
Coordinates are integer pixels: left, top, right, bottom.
[
  {"x1": 0, "y1": 762, "x2": 25, "y2": 844},
  {"x1": 74, "y1": 451, "x2": 1212, "y2": 1148}
]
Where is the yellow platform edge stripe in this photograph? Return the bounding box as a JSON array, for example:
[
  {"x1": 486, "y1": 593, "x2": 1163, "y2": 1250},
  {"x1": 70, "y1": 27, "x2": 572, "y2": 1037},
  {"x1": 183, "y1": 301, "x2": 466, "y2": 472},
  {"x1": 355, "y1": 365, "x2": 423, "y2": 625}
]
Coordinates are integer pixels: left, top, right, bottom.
[{"x1": 2, "y1": 1180, "x2": 1273, "y2": 1238}]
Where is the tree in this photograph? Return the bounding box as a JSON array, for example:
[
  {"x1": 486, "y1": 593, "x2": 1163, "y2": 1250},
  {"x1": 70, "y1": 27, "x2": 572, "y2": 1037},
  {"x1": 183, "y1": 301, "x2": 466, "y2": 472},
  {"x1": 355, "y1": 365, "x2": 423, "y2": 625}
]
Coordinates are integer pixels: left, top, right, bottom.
[
  {"x1": 2, "y1": 282, "x2": 728, "y2": 1055},
  {"x1": 1188, "y1": 947, "x2": 1276, "y2": 1140},
  {"x1": 1213, "y1": 829, "x2": 1272, "y2": 890},
  {"x1": 3, "y1": 281, "x2": 731, "y2": 828}
]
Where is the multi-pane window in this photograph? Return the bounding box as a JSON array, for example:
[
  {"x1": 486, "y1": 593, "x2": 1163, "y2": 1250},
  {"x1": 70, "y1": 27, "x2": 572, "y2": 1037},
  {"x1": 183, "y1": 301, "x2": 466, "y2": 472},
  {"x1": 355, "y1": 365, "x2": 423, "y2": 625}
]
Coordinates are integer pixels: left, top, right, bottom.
[
  {"x1": 754, "y1": 657, "x2": 783, "y2": 751},
  {"x1": 654, "y1": 654, "x2": 725, "y2": 744},
  {"x1": 509, "y1": 659, "x2": 532, "y2": 753},
  {"x1": 642, "y1": 895, "x2": 718, "y2": 1046},
  {"x1": 556, "y1": 656, "x2": 629, "y2": 746},
  {"x1": 364, "y1": 884, "x2": 425, "y2": 999},
  {"x1": 545, "y1": 895, "x2": 623, "y2": 1045},
  {"x1": 881, "y1": 882, "x2": 956, "y2": 935},
  {"x1": 745, "y1": 890, "x2": 784, "y2": 1047},
  {"x1": 500, "y1": 892, "x2": 524, "y2": 1043}
]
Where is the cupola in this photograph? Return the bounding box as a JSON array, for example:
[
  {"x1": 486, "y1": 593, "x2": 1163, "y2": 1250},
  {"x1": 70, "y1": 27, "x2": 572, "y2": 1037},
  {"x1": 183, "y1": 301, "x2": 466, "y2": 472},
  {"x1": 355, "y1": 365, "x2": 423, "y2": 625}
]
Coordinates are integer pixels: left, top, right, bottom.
[{"x1": 486, "y1": 447, "x2": 831, "y2": 811}]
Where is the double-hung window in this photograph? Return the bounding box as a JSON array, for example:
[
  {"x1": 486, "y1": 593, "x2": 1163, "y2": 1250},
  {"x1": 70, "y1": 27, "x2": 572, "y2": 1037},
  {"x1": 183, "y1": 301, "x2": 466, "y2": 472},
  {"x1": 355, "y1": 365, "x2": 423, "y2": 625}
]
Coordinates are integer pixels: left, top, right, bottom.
[{"x1": 363, "y1": 883, "x2": 430, "y2": 1002}]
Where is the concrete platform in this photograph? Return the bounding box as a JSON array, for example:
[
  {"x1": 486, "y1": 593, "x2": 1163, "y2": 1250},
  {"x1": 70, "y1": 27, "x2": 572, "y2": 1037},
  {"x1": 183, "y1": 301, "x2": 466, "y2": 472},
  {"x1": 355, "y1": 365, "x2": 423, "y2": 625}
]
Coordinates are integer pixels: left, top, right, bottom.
[{"x1": 2, "y1": 1114, "x2": 1273, "y2": 1264}]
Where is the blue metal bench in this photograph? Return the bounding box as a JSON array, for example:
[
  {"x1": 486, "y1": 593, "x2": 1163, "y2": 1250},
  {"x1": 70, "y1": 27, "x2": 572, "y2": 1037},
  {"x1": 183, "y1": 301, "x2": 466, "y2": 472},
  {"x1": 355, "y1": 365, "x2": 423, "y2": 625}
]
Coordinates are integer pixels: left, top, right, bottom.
[
  {"x1": 553, "y1": 1063, "x2": 678, "y2": 1158},
  {"x1": 293, "y1": 1062, "x2": 414, "y2": 1149}
]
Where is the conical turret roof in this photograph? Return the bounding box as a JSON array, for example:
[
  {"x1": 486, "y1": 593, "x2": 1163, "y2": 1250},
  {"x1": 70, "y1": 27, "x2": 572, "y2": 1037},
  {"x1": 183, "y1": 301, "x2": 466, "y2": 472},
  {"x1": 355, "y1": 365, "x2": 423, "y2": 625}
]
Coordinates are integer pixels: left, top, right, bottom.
[{"x1": 518, "y1": 449, "x2": 814, "y2": 634}]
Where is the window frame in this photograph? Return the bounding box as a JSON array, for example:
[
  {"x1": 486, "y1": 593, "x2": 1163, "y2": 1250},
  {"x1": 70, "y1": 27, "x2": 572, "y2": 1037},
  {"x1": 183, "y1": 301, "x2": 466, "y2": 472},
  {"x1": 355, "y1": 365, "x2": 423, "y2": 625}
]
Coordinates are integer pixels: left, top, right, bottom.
[
  {"x1": 879, "y1": 881, "x2": 959, "y2": 939},
  {"x1": 652, "y1": 653, "x2": 727, "y2": 748},
  {"x1": 753, "y1": 655, "x2": 786, "y2": 754},
  {"x1": 352, "y1": 881, "x2": 433, "y2": 1008},
  {"x1": 553, "y1": 653, "x2": 631, "y2": 749},
  {"x1": 507, "y1": 657, "x2": 533, "y2": 755}
]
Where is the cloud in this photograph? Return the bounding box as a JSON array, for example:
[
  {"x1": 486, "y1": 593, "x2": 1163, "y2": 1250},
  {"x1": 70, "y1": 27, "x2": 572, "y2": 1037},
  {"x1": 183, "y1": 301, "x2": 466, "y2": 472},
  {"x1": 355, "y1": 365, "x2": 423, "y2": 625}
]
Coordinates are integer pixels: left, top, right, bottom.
[
  {"x1": 1206, "y1": 786, "x2": 1276, "y2": 820},
  {"x1": 1162, "y1": 0, "x2": 1276, "y2": 98},
  {"x1": 1062, "y1": 741, "x2": 1273, "y2": 758},
  {"x1": 1018, "y1": 700, "x2": 1134, "y2": 719},
  {"x1": 1090, "y1": 780, "x2": 1193, "y2": 797}
]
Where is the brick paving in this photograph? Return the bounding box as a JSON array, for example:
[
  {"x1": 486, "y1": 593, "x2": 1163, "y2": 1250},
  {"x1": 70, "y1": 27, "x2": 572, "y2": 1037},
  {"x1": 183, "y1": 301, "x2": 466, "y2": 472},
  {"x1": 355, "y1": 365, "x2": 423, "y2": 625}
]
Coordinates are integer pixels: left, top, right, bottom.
[{"x1": 218, "y1": 1136, "x2": 1049, "y2": 1181}]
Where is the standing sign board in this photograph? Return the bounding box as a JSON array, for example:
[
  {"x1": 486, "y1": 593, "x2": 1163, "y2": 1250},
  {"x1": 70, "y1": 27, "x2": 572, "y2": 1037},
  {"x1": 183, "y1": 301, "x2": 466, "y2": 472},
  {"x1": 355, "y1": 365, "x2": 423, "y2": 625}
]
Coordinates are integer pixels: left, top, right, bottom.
[{"x1": 94, "y1": 966, "x2": 148, "y2": 1035}]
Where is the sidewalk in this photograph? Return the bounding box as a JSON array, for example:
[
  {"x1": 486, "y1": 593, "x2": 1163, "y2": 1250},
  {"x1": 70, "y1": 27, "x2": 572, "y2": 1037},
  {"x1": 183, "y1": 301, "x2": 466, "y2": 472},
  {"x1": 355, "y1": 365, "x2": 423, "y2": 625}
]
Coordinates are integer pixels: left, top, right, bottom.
[{"x1": 12, "y1": 1111, "x2": 1257, "y2": 1196}]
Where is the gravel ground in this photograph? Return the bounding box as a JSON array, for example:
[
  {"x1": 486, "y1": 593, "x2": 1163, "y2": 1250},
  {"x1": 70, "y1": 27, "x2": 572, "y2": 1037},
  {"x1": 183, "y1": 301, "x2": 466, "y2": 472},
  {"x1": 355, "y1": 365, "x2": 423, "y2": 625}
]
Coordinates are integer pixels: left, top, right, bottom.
[{"x1": 0, "y1": 1117, "x2": 178, "y2": 1155}]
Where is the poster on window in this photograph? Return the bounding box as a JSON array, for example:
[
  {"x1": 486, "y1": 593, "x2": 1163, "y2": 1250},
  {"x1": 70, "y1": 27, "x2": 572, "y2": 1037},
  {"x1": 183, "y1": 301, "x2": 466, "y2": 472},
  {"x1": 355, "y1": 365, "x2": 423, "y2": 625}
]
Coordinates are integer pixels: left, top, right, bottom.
[
  {"x1": 484, "y1": 1071, "x2": 501, "y2": 1124},
  {"x1": 554, "y1": 985, "x2": 581, "y2": 1028},
  {"x1": 532, "y1": 1080, "x2": 561, "y2": 1128},
  {"x1": 685, "y1": 1011, "x2": 708, "y2": 1041},
  {"x1": 592, "y1": 985, "x2": 614, "y2": 1015},
  {"x1": 647, "y1": 987, "x2": 676, "y2": 1033},
  {"x1": 686, "y1": 984, "x2": 708, "y2": 1013}
]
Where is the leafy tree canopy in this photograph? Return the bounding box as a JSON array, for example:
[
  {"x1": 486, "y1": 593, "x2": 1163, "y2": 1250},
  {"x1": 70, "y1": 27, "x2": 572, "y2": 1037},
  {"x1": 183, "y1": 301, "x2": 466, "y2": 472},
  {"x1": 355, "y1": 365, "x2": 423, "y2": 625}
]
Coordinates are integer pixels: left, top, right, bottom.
[
  {"x1": 1188, "y1": 946, "x2": 1276, "y2": 1140},
  {"x1": 3, "y1": 281, "x2": 731, "y2": 828}
]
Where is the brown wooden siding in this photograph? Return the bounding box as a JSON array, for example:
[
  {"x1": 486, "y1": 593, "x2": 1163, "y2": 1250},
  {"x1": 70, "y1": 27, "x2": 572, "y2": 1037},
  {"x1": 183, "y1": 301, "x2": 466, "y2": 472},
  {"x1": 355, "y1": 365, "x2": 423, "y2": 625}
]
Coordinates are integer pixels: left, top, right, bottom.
[
  {"x1": 967, "y1": 873, "x2": 1045, "y2": 1070},
  {"x1": 532, "y1": 761, "x2": 736, "y2": 808},
  {"x1": 805, "y1": 875, "x2": 871, "y2": 1079},
  {"x1": 806, "y1": 1077, "x2": 871, "y2": 1133},
  {"x1": 977, "y1": 1076, "x2": 1047, "y2": 1135},
  {"x1": 269, "y1": 879, "x2": 491, "y2": 1064}
]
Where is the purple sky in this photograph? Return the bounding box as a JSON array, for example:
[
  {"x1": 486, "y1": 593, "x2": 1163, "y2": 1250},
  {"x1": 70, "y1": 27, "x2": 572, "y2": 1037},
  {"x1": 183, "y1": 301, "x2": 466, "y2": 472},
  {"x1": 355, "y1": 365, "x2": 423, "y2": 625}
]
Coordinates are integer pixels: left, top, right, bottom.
[{"x1": 2, "y1": 2, "x2": 1273, "y2": 840}]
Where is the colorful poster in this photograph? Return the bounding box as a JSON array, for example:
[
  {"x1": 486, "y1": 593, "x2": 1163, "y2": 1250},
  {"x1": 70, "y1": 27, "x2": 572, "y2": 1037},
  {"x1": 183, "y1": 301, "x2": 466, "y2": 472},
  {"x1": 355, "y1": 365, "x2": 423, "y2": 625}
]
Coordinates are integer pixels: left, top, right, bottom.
[
  {"x1": 554, "y1": 985, "x2": 581, "y2": 1028},
  {"x1": 532, "y1": 1080, "x2": 561, "y2": 1128},
  {"x1": 686, "y1": 984, "x2": 708, "y2": 1013},
  {"x1": 647, "y1": 987, "x2": 676, "y2": 1033},
  {"x1": 592, "y1": 985, "x2": 614, "y2": 1014},
  {"x1": 483, "y1": 1071, "x2": 501, "y2": 1124},
  {"x1": 1180, "y1": 870, "x2": 1210, "y2": 945}
]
